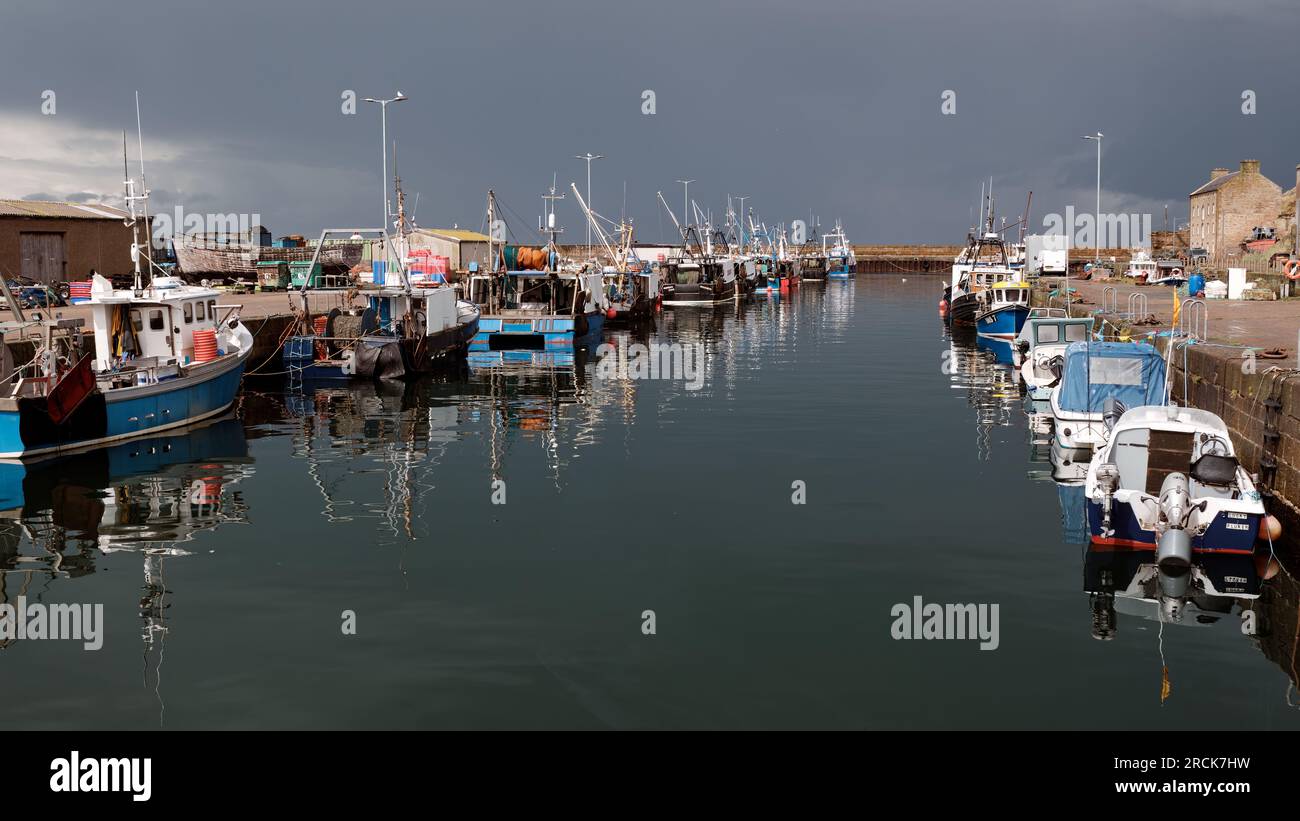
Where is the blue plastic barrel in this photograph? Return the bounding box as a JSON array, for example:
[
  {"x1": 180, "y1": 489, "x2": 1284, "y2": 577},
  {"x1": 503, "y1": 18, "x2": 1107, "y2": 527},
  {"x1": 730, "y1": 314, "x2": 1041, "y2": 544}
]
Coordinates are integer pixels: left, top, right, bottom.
[{"x1": 1188, "y1": 272, "x2": 1205, "y2": 297}]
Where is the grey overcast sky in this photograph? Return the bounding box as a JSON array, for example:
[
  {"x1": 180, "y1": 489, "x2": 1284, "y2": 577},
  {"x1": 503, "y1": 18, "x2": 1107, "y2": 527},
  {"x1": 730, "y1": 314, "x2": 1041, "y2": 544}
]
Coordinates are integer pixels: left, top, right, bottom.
[{"x1": 2, "y1": 0, "x2": 1297, "y2": 244}]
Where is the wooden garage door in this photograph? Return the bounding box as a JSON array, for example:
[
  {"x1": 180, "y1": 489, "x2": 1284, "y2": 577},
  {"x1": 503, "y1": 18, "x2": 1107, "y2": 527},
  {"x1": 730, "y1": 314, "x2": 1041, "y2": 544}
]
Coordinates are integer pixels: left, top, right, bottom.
[{"x1": 19, "y1": 232, "x2": 66, "y2": 283}]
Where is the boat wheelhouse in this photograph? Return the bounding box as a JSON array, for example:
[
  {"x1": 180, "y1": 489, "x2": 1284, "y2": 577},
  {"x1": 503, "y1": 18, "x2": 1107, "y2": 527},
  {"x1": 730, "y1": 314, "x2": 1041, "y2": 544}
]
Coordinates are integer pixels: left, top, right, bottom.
[
  {"x1": 1013, "y1": 315, "x2": 1092, "y2": 401},
  {"x1": 658, "y1": 255, "x2": 741, "y2": 305},
  {"x1": 1123, "y1": 250, "x2": 1159, "y2": 282},
  {"x1": 975, "y1": 280, "x2": 1031, "y2": 340},
  {"x1": 1049, "y1": 341, "x2": 1167, "y2": 462}
]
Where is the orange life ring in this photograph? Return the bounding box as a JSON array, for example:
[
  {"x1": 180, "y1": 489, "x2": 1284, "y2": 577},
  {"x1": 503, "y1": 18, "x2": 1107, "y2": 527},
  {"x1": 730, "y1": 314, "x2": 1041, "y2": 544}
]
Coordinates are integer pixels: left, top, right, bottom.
[{"x1": 1285, "y1": 259, "x2": 1300, "y2": 280}]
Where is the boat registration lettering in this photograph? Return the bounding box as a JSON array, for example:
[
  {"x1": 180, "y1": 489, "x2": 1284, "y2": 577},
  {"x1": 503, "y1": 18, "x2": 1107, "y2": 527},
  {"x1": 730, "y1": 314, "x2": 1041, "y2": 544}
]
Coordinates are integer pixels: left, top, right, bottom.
[
  {"x1": 1225, "y1": 523, "x2": 1250, "y2": 531},
  {"x1": 1226, "y1": 512, "x2": 1248, "y2": 520}
]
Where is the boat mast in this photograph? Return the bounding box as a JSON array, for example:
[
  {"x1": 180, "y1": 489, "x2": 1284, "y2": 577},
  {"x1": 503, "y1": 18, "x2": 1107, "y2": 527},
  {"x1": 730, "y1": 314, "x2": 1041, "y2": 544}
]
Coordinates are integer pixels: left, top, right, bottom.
[
  {"x1": 541, "y1": 178, "x2": 564, "y2": 271},
  {"x1": 486, "y1": 190, "x2": 499, "y2": 312},
  {"x1": 134, "y1": 92, "x2": 155, "y2": 279},
  {"x1": 122, "y1": 132, "x2": 146, "y2": 292}
]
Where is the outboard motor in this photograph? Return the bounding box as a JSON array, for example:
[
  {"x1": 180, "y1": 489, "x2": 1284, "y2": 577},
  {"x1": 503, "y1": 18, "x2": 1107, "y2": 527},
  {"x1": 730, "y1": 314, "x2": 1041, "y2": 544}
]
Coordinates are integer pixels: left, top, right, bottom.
[
  {"x1": 1157, "y1": 472, "x2": 1193, "y2": 571},
  {"x1": 1102, "y1": 397, "x2": 1127, "y2": 431},
  {"x1": 1094, "y1": 462, "x2": 1121, "y2": 537}
]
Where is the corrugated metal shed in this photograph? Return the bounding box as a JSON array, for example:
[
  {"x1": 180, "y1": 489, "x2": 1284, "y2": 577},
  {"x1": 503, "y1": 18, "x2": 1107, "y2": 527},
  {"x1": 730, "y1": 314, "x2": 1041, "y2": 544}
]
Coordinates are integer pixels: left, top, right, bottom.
[{"x1": 0, "y1": 199, "x2": 130, "y2": 220}]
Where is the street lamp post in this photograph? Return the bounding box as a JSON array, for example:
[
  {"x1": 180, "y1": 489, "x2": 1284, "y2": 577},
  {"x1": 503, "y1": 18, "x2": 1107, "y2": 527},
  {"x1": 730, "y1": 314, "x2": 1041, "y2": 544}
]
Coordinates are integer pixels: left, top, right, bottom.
[
  {"x1": 364, "y1": 92, "x2": 408, "y2": 233},
  {"x1": 1082, "y1": 132, "x2": 1104, "y2": 264},
  {"x1": 575, "y1": 153, "x2": 604, "y2": 257}
]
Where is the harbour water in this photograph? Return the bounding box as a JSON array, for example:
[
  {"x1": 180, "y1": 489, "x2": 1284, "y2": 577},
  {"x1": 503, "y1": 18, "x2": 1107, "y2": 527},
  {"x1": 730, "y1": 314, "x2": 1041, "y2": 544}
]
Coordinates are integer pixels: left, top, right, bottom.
[{"x1": 3, "y1": 276, "x2": 1298, "y2": 729}]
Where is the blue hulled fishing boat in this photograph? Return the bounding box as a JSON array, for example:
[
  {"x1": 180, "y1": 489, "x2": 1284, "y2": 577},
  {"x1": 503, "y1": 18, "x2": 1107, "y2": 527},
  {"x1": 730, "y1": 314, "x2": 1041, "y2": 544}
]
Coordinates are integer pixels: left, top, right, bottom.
[{"x1": 0, "y1": 127, "x2": 253, "y2": 461}]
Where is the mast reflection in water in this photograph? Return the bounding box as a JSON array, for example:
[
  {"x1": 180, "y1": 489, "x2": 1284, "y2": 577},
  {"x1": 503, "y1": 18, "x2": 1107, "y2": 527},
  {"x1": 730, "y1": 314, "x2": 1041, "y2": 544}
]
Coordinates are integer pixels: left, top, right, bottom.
[{"x1": 0, "y1": 417, "x2": 252, "y2": 723}]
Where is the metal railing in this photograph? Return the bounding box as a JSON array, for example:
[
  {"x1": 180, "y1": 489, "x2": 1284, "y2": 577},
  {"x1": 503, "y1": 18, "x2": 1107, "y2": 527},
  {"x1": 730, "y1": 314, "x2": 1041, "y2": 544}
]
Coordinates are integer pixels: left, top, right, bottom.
[{"x1": 1179, "y1": 298, "x2": 1208, "y2": 341}]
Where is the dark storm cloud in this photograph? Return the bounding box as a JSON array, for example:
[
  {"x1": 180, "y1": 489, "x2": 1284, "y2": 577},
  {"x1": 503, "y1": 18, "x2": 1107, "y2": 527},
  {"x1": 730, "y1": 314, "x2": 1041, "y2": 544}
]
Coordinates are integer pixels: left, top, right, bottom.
[{"x1": 2, "y1": 0, "x2": 1297, "y2": 243}]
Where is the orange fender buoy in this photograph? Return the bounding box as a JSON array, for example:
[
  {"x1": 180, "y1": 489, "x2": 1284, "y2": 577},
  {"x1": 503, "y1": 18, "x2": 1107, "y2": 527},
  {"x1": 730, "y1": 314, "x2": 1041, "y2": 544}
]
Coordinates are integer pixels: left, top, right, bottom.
[{"x1": 1259, "y1": 514, "x2": 1283, "y2": 542}]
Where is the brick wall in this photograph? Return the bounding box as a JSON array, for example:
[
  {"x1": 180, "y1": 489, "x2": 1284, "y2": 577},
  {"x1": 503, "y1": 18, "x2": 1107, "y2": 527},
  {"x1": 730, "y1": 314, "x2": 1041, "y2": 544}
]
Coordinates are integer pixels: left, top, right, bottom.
[{"x1": 1166, "y1": 341, "x2": 1300, "y2": 536}]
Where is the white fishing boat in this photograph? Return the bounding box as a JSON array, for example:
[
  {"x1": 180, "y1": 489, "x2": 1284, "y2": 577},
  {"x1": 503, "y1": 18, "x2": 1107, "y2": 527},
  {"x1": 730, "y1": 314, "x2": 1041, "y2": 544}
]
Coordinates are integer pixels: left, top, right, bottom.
[
  {"x1": 570, "y1": 183, "x2": 659, "y2": 322},
  {"x1": 1123, "y1": 249, "x2": 1159, "y2": 282},
  {"x1": 1013, "y1": 314, "x2": 1093, "y2": 401},
  {"x1": 0, "y1": 120, "x2": 254, "y2": 460},
  {"x1": 284, "y1": 152, "x2": 478, "y2": 380}
]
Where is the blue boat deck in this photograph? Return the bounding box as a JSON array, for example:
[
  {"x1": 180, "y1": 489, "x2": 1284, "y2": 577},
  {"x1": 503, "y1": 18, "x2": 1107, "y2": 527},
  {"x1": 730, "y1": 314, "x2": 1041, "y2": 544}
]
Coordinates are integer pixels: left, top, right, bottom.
[{"x1": 470, "y1": 313, "x2": 603, "y2": 352}]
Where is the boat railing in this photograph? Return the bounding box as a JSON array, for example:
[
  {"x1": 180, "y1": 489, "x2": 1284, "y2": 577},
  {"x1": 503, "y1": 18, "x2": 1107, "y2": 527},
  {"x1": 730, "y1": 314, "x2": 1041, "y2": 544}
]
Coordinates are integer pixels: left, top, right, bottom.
[{"x1": 97, "y1": 357, "x2": 183, "y2": 390}]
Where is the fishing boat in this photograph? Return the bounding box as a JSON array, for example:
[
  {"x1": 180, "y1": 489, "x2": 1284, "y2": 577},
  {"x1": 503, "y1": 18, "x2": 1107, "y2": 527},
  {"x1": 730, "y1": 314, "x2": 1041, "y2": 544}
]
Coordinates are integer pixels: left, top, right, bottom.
[
  {"x1": 1123, "y1": 249, "x2": 1159, "y2": 282},
  {"x1": 946, "y1": 230, "x2": 1019, "y2": 327},
  {"x1": 655, "y1": 191, "x2": 742, "y2": 306},
  {"x1": 284, "y1": 200, "x2": 483, "y2": 379},
  {"x1": 570, "y1": 183, "x2": 659, "y2": 323},
  {"x1": 282, "y1": 130, "x2": 480, "y2": 380},
  {"x1": 798, "y1": 245, "x2": 828, "y2": 282},
  {"x1": 282, "y1": 230, "x2": 479, "y2": 380},
  {"x1": 465, "y1": 190, "x2": 607, "y2": 350},
  {"x1": 823, "y1": 221, "x2": 856, "y2": 279},
  {"x1": 659, "y1": 255, "x2": 742, "y2": 305},
  {"x1": 1085, "y1": 404, "x2": 1276, "y2": 564},
  {"x1": 0, "y1": 125, "x2": 254, "y2": 461},
  {"x1": 1013, "y1": 314, "x2": 1093, "y2": 401},
  {"x1": 1049, "y1": 341, "x2": 1167, "y2": 463},
  {"x1": 974, "y1": 279, "x2": 1031, "y2": 340}
]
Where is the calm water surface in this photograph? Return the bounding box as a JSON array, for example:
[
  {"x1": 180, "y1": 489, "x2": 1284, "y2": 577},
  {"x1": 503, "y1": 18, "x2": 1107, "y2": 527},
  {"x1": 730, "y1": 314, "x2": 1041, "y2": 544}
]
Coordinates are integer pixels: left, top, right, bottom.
[{"x1": 3, "y1": 276, "x2": 1298, "y2": 729}]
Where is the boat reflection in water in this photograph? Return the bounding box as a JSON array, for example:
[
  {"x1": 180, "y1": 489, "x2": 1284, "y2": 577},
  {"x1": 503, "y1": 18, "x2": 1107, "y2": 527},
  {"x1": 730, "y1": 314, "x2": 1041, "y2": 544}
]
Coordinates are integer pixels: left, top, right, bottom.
[
  {"x1": 948, "y1": 331, "x2": 1020, "y2": 460},
  {"x1": 0, "y1": 416, "x2": 252, "y2": 711},
  {"x1": 1083, "y1": 543, "x2": 1269, "y2": 640}
]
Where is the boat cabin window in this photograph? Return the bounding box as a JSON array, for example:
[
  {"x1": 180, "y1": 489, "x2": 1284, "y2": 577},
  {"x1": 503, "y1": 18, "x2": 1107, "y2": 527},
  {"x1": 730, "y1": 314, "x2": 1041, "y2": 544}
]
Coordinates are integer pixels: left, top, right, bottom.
[
  {"x1": 184, "y1": 302, "x2": 194, "y2": 323},
  {"x1": 149, "y1": 310, "x2": 165, "y2": 331},
  {"x1": 131, "y1": 309, "x2": 143, "y2": 333},
  {"x1": 1036, "y1": 322, "x2": 1086, "y2": 345},
  {"x1": 196, "y1": 301, "x2": 206, "y2": 321},
  {"x1": 208, "y1": 299, "x2": 218, "y2": 320}
]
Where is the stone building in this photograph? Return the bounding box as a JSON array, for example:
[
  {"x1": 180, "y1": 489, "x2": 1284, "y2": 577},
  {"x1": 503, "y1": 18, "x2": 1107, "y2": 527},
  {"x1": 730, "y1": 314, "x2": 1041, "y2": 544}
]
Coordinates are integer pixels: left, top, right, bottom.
[{"x1": 1188, "y1": 160, "x2": 1282, "y2": 257}]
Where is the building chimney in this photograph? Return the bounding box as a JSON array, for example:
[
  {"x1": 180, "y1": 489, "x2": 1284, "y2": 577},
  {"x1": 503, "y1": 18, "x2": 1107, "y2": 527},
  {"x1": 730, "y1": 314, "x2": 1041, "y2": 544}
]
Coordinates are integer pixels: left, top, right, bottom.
[
  {"x1": 1240, "y1": 159, "x2": 1260, "y2": 175},
  {"x1": 1211, "y1": 167, "x2": 1230, "y2": 181}
]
